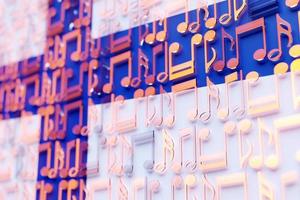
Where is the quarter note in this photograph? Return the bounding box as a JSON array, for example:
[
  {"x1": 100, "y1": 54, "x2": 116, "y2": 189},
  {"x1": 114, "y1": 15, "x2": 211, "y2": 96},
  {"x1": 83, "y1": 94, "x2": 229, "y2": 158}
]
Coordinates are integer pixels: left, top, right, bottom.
[{"x1": 213, "y1": 28, "x2": 235, "y2": 72}]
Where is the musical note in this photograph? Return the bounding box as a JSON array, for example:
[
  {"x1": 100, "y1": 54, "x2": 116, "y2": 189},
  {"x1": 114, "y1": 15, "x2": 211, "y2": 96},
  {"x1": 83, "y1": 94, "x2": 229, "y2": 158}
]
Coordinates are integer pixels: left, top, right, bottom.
[
  {"x1": 213, "y1": 28, "x2": 235, "y2": 72},
  {"x1": 233, "y1": 0, "x2": 247, "y2": 21},
  {"x1": 204, "y1": 30, "x2": 217, "y2": 73},
  {"x1": 199, "y1": 77, "x2": 220, "y2": 122},
  {"x1": 169, "y1": 34, "x2": 202, "y2": 80},
  {"x1": 59, "y1": 139, "x2": 80, "y2": 178},
  {"x1": 245, "y1": 68, "x2": 284, "y2": 117},
  {"x1": 156, "y1": 42, "x2": 169, "y2": 83},
  {"x1": 38, "y1": 106, "x2": 55, "y2": 141},
  {"x1": 56, "y1": 29, "x2": 82, "y2": 68},
  {"x1": 217, "y1": 72, "x2": 238, "y2": 121},
  {"x1": 249, "y1": 118, "x2": 279, "y2": 170},
  {"x1": 124, "y1": 131, "x2": 155, "y2": 176},
  {"x1": 154, "y1": 129, "x2": 174, "y2": 175},
  {"x1": 177, "y1": 0, "x2": 191, "y2": 34},
  {"x1": 148, "y1": 180, "x2": 160, "y2": 200},
  {"x1": 172, "y1": 127, "x2": 197, "y2": 174},
  {"x1": 63, "y1": 100, "x2": 84, "y2": 135},
  {"x1": 146, "y1": 17, "x2": 168, "y2": 44},
  {"x1": 146, "y1": 89, "x2": 164, "y2": 127},
  {"x1": 102, "y1": 51, "x2": 133, "y2": 94},
  {"x1": 171, "y1": 79, "x2": 199, "y2": 121},
  {"x1": 227, "y1": 18, "x2": 267, "y2": 70},
  {"x1": 268, "y1": 14, "x2": 293, "y2": 62},
  {"x1": 197, "y1": 127, "x2": 228, "y2": 173},
  {"x1": 111, "y1": 95, "x2": 137, "y2": 134},
  {"x1": 205, "y1": 0, "x2": 218, "y2": 29},
  {"x1": 216, "y1": 172, "x2": 248, "y2": 200},
  {"x1": 184, "y1": 174, "x2": 197, "y2": 200},
  {"x1": 219, "y1": 0, "x2": 233, "y2": 26},
  {"x1": 48, "y1": 141, "x2": 64, "y2": 179},
  {"x1": 171, "y1": 176, "x2": 184, "y2": 200},
  {"x1": 188, "y1": 1, "x2": 209, "y2": 33},
  {"x1": 39, "y1": 142, "x2": 52, "y2": 177}
]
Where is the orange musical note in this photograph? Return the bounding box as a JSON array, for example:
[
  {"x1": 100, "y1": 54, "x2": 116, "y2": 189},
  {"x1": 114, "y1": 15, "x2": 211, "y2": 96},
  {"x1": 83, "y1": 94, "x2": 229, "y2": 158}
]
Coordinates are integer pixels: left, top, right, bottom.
[
  {"x1": 102, "y1": 51, "x2": 133, "y2": 94},
  {"x1": 227, "y1": 18, "x2": 267, "y2": 70},
  {"x1": 169, "y1": 34, "x2": 202, "y2": 80},
  {"x1": 268, "y1": 14, "x2": 293, "y2": 62},
  {"x1": 39, "y1": 142, "x2": 52, "y2": 177},
  {"x1": 213, "y1": 28, "x2": 235, "y2": 72}
]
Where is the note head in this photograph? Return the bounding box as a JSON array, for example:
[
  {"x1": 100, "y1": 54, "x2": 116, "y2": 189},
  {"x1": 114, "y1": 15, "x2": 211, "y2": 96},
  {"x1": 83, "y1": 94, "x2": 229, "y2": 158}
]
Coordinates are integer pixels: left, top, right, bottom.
[
  {"x1": 289, "y1": 44, "x2": 300, "y2": 58},
  {"x1": 184, "y1": 174, "x2": 197, "y2": 188},
  {"x1": 71, "y1": 51, "x2": 81, "y2": 62},
  {"x1": 274, "y1": 62, "x2": 288, "y2": 78},
  {"x1": 285, "y1": 0, "x2": 300, "y2": 8},
  {"x1": 157, "y1": 72, "x2": 168, "y2": 83},
  {"x1": 131, "y1": 77, "x2": 141, "y2": 88},
  {"x1": 253, "y1": 48, "x2": 267, "y2": 62},
  {"x1": 133, "y1": 89, "x2": 145, "y2": 98},
  {"x1": 217, "y1": 108, "x2": 229, "y2": 122},
  {"x1": 40, "y1": 167, "x2": 49, "y2": 177},
  {"x1": 143, "y1": 160, "x2": 154, "y2": 173},
  {"x1": 267, "y1": 48, "x2": 282, "y2": 62},
  {"x1": 177, "y1": 22, "x2": 188, "y2": 34},
  {"x1": 102, "y1": 83, "x2": 112, "y2": 94},
  {"x1": 170, "y1": 42, "x2": 181, "y2": 53},
  {"x1": 238, "y1": 119, "x2": 252, "y2": 134},
  {"x1": 48, "y1": 168, "x2": 57, "y2": 179},
  {"x1": 45, "y1": 183, "x2": 53, "y2": 193},
  {"x1": 227, "y1": 58, "x2": 239, "y2": 70},
  {"x1": 219, "y1": 14, "x2": 232, "y2": 26},
  {"x1": 69, "y1": 179, "x2": 79, "y2": 189},
  {"x1": 172, "y1": 176, "x2": 183, "y2": 189},
  {"x1": 69, "y1": 167, "x2": 79, "y2": 177},
  {"x1": 205, "y1": 18, "x2": 217, "y2": 29},
  {"x1": 188, "y1": 22, "x2": 200, "y2": 33},
  {"x1": 224, "y1": 121, "x2": 237, "y2": 136},
  {"x1": 123, "y1": 164, "x2": 133, "y2": 176},
  {"x1": 72, "y1": 124, "x2": 82, "y2": 135},
  {"x1": 150, "y1": 180, "x2": 160, "y2": 193},
  {"x1": 213, "y1": 60, "x2": 225, "y2": 72},
  {"x1": 145, "y1": 75, "x2": 155, "y2": 86},
  {"x1": 199, "y1": 112, "x2": 211, "y2": 123},
  {"x1": 188, "y1": 109, "x2": 198, "y2": 122},
  {"x1": 199, "y1": 128, "x2": 210, "y2": 142},
  {"x1": 204, "y1": 30, "x2": 216, "y2": 42},
  {"x1": 249, "y1": 155, "x2": 263, "y2": 170},
  {"x1": 145, "y1": 33, "x2": 156, "y2": 45},
  {"x1": 171, "y1": 163, "x2": 182, "y2": 174},
  {"x1": 121, "y1": 76, "x2": 131, "y2": 88},
  {"x1": 59, "y1": 168, "x2": 69, "y2": 178},
  {"x1": 156, "y1": 31, "x2": 167, "y2": 42},
  {"x1": 265, "y1": 154, "x2": 279, "y2": 170}
]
